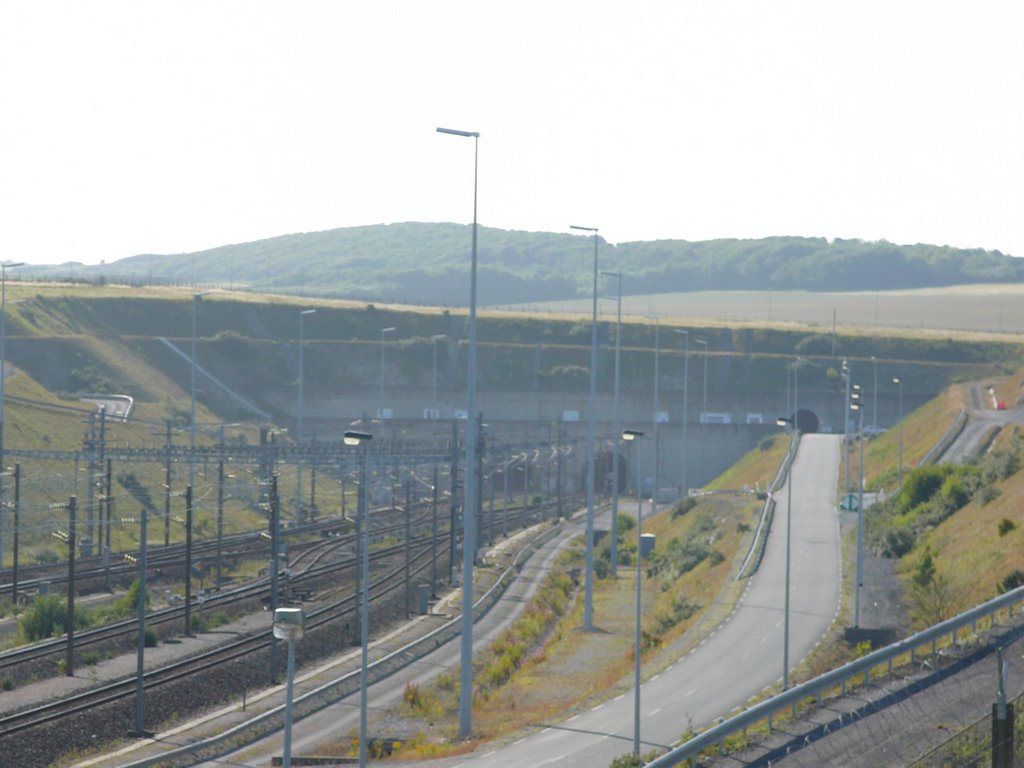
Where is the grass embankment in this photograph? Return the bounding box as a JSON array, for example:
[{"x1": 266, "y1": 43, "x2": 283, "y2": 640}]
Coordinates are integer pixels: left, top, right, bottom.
[{"x1": 344, "y1": 435, "x2": 788, "y2": 759}]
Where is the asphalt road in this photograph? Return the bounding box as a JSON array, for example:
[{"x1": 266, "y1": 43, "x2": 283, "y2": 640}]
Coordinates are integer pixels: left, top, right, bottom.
[
  {"x1": 409, "y1": 434, "x2": 843, "y2": 768},
  {"x1": 192, "y1": 435, "x2": 841, "y2": 768}
]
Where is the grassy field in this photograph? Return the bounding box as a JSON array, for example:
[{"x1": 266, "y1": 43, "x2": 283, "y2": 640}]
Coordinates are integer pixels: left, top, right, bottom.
[{"x1": 504, "y1": 284, "x2": 1024, "y2": 340}]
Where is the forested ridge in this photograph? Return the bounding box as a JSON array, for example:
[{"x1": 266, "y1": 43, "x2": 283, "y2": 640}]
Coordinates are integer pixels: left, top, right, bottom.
[{"x1": 30, "y1": 222, "x2": 1024, "y2": 306}]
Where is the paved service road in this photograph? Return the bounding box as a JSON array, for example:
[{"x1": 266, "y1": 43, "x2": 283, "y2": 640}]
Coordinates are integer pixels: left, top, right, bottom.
[
  {"x1": 193, "y1": 436, "x2": 841, "y2": 768},
  {"x1": 411, "y1": 434, "x2": 843, "y2": 767}
]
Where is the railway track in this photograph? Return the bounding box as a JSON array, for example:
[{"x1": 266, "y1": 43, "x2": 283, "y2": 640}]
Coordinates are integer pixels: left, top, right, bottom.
[
  {"x1": 0, "y1": 540, "x2": 438, "y2": 739},
  {"x1": 0, "y1": 498, "x2": 556, "y2": 741}
]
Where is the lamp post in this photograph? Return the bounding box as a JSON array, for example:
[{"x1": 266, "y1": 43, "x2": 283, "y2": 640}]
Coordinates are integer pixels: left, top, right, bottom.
[
  {"x1": 842, "y1": 360, "x2": 852, "y2": 498},
  {"x1": 273, "y1": 607, "x2": 305, "y2": 768},
  {"x1": 695, "y1": 339, "x2": 708, "y2": 486},
  {"x1": 601, "y1": 270, "x2": 623, "y2": 575},
  {"x1": 343, "y1": 430, "x2": 373, "y2": 767},
  {"x1": 622, "y1": 428, "x2": 645, "y2": 755},
  {"x1": 0, "y1": 261, "x2": 22, "y2": 566},
  {"x1": 379, "y1": 327, "x2": 396, "y2": 419},
  {"x1": 296, "y1": 309, "x2": 315, "y2": 521},
  {"x1": 674, "y1": 329, "x2": 689, "y2": 496},
  {"x1": 432, "y1": 334, "x2": 446, "y2": 406},
  {"x1": 894, "y1": 376, "x2": 904, "y2": 487},
  {"x1": 652, "y1": 319, "x2": 661, "y2": 516},
  {"x1": 775, "y1": 359, "x2": 798, "y2": 690},
  {"x1": 436, "y1": 124, "x2": 480, "y2": 739},
  {"x1": 570, "y1": 223, "x2": 600, "y2": 630},
  {"x1": 190, "y1": 291, "x2": 211, "y2": 489},
  {"x1": 851, "y1": 396, "x2": 865, "y2": 627},
  {"x1": 872, "y1": 355, "x2": 878, "y2": 429}
]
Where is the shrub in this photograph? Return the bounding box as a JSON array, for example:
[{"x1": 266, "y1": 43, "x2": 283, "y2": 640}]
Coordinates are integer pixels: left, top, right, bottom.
[
  {"x1": 20, "y1": 595, "x2": 89, "y2": 641},
  {"x1": 998, "y1": 517, "x2": 1016, "y2": 536},
  {"x1": 998, "y1": 570, "x2": 1024, "y2": 594},
  {"x1": 0, "y1": 677, "x2": 14, "y2": 691},
  {"x1": 671, "y1": 497, "x2": 698, "y2": 519}
]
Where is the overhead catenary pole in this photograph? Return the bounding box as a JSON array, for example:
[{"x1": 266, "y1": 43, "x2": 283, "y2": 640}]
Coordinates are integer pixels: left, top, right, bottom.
[
  {"x1": 190, "y1": 291, "x2": 210, "y2": 490},
  {"x1": 65, "y1": 495, "x2": 77, "y2": 677},
  {"x1": 134, "y1": 495, "x2": 149, "y2": 735},
  {"x1": 296, "y1": 309, "x2": 315, "y2": 522},
  {"x1": 0, "y1": 261, "x2": 23, "y2": 569}
]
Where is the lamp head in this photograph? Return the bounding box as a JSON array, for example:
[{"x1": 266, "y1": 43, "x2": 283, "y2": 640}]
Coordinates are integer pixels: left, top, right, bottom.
[
  {"x1": 621, "y1": 429, "x2": 644, "y2": 442},
  {"x1": 343, "y1": 430, "x2": 373, "y2": 446}
]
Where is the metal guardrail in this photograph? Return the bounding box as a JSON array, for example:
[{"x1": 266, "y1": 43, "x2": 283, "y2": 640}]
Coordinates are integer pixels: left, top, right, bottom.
[
  {"x1": 737, "y1": 434, "x2": 798, "y2": 579},
  {"x1": 117, "y1": 521, "x2": 565, "y2": 768},
  {"x1": 645, "y1": 584, "x2": 1024, "y2": 767},
  {"x1": 919, "y1": 407, "x2": 967, "y2": 466}
]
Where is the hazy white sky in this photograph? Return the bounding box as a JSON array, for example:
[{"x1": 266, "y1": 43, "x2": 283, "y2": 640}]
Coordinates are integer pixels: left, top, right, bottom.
[{"x1": 2, "y1": 1, "x2": 1021, "y2": 265}]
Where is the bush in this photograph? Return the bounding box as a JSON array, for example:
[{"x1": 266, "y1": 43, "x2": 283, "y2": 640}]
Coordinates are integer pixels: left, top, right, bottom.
[
  {"x1": 671, "y1": 497, "x2": 697, "y2": 519},
  {"x1": 998, "y1": 517, "x2": 1016, "y2": 536},
  {"x1": 998, "y1": 569, "x2": 1024, "y2": 594},
  {"x1": 0, "y1": 677, "x2": 14, "y2": 691},
  {"x1": 20, "y1": 595, "x2": 89, "y2": 641}
]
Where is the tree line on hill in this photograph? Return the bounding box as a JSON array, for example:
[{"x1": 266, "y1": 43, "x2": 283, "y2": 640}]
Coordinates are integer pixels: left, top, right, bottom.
[{"x1": 23, "y1": 223, "x2": 1024, "y2": 306}]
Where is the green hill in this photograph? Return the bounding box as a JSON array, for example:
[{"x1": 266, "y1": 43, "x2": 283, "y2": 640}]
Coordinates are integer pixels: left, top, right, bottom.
[{"x1": 21, "y1": 223, "x2": 1024, "y2": 305}]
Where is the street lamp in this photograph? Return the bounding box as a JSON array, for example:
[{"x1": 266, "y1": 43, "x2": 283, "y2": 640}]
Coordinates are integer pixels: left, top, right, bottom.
[
  {"x1": 651, "y1": 319, "x2": 661, "y2": 516},
  {"x1": 622, "y1": 428, "x2": 645, "y2": 755},
  {"x1": 379, "y1": 327, "x2": 396, "y2": 419},
  {"x1": 775, "y1": 358, "x2": 798, "y2": 690},
  {"x1": 851, "y1": 398, "x2": 865, "y2": 627},
  {"x1": 0, "y1": 261, "x2": 22, "y2": 566},
  {"x1": 601, "y1": 270, "x2": 623, "y2": 575},
  {"x1": 674, "y1": 329, "x2": 689, "y2": 496},
  {"x1": 343, "y1": 430, "x2": 373, "y2": 768},
  {"x1": 436, "y1": 124, "x2": 480, "y2": 739},
  {"x1": 273, "y1": 607, "x2": 305, "y2": 768},
  {"x1": 190, "y1": 291, "x2": 211, "y2": 489},
  {"x1": 893, "y1": 376, "x2": 904, "y2": 487},
  {"x1": 571, "y1": 223, "x2": 600, "y2": 630},
  {"x1": 872, "y1": 355, "x2": 879, "y2": 429},
  {"x1": 431, "y1": 334, "x2": 446, "y2": 405},
  {"x1": 296, "y1": 309, "x2": 316, "y2": 521},
  {"x1": 695, "y1": 339, "x2": 709, "y2": 486}
]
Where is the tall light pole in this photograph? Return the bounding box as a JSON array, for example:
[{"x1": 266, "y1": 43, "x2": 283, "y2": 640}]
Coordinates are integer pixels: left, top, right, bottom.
[
  {"x1": 296, "y1": 309, "x2": 315, "y2": 520},
  {"x1": 872, "y1": 355, "x2": 878, "y2": 428},
  {"x1": 674, "y1": 329, "x2": 689, "y2": 496},
  {"x1": 621, "y1": 428, "x2": 645, "y2": 755},
  {"x1": 852, "y1": 394, "x2": 865, "y2": 627},
  {"x1": 570, "y1": 223, "x2": 600, "y2": 630},
  {"x1": 343, "y1": 430, "x2": 373, "y2": 768},
  {"x1": 432, "y1": 334, "x2": 446, "y2": 406},
  {"x1": 601, "y1": 270, "x2": 623, "y2": 575},
  {"x1": 379, "y1": 327, "x2": 396, "y2": 419},
  {"x1": 0, "y1": 261, "x2": 22, "y2": 566},
  {"x1": 695, "y1": 339, "x2": 708, "y2": 486},
  {"x1": 893, "y1": 376, "x2": 904, "y2": 487},
  {"x1": 190, "y1": 291, "x2": 211, "y2": 489},
  {"x1": 436, "y1": 124, "x2": 480, "y2": 739},
  {"x1": 775, "y1": 358, "x2": 798, "y2": 691},
  {"x1": 273, "y1": 607, "x2": 304, "y2": 768},
  {"x1": 651, "y1": 319, "x2": 660, "y2": 516}
]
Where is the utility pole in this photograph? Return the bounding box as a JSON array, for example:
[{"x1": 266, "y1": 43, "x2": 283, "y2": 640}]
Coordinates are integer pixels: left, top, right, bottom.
[
  {"x1": 65, "y1": 495, "x2": 77, "y2": 676},
  {"x1": 184, "y1": 485, "x2": 194, "y2": 638}
]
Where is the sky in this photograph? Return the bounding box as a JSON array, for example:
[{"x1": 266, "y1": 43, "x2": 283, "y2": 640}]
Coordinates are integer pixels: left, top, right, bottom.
[{"x1": 1, "y1": 1, "x2": 1022, "y2": 266}]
